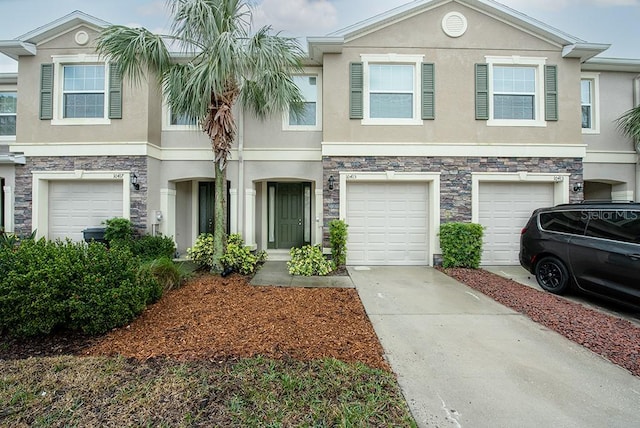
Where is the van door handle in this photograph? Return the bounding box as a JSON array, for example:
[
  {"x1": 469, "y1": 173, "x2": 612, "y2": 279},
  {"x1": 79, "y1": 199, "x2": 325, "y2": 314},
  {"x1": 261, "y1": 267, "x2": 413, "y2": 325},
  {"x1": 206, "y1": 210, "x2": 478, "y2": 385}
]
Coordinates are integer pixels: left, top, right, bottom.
[{"x1": 628, "y1": 253, "x2": 640, "y2": 260}]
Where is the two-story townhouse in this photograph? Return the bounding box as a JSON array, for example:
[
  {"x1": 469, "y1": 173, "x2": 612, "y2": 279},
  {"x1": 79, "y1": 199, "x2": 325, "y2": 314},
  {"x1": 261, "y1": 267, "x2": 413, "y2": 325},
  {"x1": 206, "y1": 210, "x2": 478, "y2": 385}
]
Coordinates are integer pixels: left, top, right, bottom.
[
  {"x1": 580, "y1": 57, "x2": 640, "y2": 201},
  {"x1": 311, "y1": 0, "x2": 608, "y2": 265},
  {"x1": 0, "y1": 0, "x2": 637, "y2": 267}
]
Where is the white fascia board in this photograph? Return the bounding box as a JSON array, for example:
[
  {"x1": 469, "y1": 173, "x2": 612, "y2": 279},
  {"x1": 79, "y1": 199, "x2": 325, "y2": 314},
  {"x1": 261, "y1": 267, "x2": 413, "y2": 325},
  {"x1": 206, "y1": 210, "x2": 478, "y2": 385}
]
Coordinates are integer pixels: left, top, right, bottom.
[
  {"x1": 322, "y1": 142, "x2": 587, "y2": 158},
  {"x1": 306, "y1": 37, "x2": 344, "y2": 63},
  {"x1": 0, "y1": 41, "x2": 37, "y2": 60},
  {"x1": 562, "y1": 43, "x2": 611, "y2": 62},
  {"x1": 17, "y1": 11, "x2": 110, "y2": 43},
  {"x1": 582, "y1": 57, "x2": 640, "y2": 73}
]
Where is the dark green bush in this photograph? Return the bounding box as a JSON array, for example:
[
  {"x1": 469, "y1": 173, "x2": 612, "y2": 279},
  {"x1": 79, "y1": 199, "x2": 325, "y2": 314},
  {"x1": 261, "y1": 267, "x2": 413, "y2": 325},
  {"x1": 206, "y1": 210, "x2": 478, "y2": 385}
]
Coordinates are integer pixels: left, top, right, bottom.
[
  {"x1": 438, "y1": 222, "x2": 484, "y2": 269},
  {"x1": 130, "y1": 235, "x2": 176, "y2": 260},
  {"x1": 103, "y1": 217, "x2": 134, "y2": 243},
  {"x1": 0, "y1": 240, "x2": 162, "y2": 337},
  {"x1": 329, "y1": 219, "x2": 348, "y2": 268}
]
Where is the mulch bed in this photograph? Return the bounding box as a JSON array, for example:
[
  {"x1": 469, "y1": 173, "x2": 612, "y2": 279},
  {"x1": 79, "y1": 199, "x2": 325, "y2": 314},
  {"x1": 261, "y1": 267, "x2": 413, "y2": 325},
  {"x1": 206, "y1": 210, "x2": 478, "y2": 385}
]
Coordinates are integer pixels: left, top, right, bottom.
[{"x1": 1, "y1": 273, "x2": 388, "y2": 371}]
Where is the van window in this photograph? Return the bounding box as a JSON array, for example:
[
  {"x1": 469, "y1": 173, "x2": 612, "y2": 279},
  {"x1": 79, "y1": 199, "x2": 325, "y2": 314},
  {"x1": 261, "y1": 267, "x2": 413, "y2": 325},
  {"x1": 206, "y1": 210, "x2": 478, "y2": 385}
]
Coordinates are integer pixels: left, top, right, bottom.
[
  {"x1": 539, "y1": 210, "x2": 587, "y2": 235},
  {"x1": 584, "y1": 210, "x2": 640, "y2": 244}
]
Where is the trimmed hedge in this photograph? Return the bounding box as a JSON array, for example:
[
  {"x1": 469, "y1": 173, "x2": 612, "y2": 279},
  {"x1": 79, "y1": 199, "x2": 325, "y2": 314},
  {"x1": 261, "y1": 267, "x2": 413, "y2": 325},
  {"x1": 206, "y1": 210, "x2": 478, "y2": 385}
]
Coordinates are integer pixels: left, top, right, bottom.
[
  {"x1": 438, "y1": 222, "x2": 484, "y2": 269},
  {"x1": 0, "y1": 239, "x2": 161, "y2": 337}
]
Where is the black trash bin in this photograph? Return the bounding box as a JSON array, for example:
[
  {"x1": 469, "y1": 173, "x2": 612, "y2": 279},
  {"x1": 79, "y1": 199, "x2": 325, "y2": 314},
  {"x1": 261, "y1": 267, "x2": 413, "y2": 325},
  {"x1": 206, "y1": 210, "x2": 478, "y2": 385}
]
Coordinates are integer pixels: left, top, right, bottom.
[{"x1": 82, "y1": 227, "x2": 107, "y2": 244}]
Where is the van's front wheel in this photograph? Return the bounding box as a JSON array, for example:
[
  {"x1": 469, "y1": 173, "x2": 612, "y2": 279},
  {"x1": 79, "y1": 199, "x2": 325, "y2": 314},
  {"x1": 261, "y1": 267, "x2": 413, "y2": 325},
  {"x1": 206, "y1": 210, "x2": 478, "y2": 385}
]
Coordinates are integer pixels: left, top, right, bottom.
[{"x1": 535, "y1": 257, "x2": 570, "y2": 294}]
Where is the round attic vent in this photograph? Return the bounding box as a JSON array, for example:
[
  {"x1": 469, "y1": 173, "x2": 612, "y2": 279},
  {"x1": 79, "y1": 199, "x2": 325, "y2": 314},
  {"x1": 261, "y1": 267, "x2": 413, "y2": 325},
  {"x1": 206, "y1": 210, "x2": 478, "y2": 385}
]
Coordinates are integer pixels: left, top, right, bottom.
[
  {"x1": 75, "y1": 30, "x2": 90, "y2": 46},
  {"x1": 442, "y1": 12, "x2": 467, "y2": 38}
]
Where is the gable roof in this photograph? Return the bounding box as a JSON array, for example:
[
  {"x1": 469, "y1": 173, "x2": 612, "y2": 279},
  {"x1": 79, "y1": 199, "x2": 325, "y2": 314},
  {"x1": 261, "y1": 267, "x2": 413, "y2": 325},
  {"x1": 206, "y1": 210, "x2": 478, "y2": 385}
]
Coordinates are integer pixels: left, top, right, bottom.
[
  {"x1": 307, "y1": 0, "x2": 609, "y2": 63},
  {"x1": 0, "y1": 11, "x2": 110, "y2": 60}
]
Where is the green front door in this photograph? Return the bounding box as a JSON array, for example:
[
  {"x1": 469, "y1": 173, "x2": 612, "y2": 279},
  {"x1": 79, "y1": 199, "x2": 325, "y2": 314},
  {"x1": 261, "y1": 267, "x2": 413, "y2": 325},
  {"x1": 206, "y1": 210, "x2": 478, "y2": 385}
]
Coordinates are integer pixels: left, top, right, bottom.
[
  {"x1": 198, "y1": 182, "x2": 215, "y2": 235},
  {"x1": 276, "y1": 183, "x2": 305, "y2": 248}
]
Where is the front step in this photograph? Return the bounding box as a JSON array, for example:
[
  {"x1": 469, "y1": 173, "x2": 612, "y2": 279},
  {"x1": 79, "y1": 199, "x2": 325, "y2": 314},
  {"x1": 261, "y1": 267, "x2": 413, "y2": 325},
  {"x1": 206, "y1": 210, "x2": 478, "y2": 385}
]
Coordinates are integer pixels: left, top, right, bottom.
[{"x1": 266, "y1": 249, "x2": 291, "y2": 261}]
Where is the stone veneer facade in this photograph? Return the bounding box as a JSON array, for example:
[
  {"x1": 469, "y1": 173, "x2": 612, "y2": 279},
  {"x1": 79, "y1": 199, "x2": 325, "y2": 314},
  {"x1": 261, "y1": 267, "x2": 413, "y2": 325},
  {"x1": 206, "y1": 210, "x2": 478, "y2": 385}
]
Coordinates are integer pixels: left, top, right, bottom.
[
  {"x1": 13, "y1": 156, "x2": 148, "y2": 236},
  {"x1": 322, "y1": 156, "x2": 583, "y2": 243}
]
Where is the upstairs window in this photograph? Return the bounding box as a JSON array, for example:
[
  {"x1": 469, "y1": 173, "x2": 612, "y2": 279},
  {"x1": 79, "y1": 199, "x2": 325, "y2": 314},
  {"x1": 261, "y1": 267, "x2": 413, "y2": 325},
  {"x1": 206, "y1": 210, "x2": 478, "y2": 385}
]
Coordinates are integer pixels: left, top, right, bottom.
[
  {"x1": 493, "y1": 66, "x2": 536, "y2": 120},
  {"x1": 350, "y1": 54, "x2": 434, "y2": 125},
  {"x1": 0, "y1": 92, "x2": 17, "y2": 137},
  {"x1": 40, "y1": 54, "x2": 122, "y2": 125},
  {"x1": 581, "y1": 73, "x2": 599, "y2": 134},
  {"x1": 170, "y1": 112, "x2": 198, "y2": 126},
  {"x1": 476, "y1": 56, "x2": 556, "y2": 127},
  {"x1": 63, "y1": 65, "x2": 105, "y2": 118},
  {"x1": 284, "y1": 72, "x2": 322, "y2": 131},
  {"x1": 369, "y1": 64, "x2": 414, "y2": 119}
]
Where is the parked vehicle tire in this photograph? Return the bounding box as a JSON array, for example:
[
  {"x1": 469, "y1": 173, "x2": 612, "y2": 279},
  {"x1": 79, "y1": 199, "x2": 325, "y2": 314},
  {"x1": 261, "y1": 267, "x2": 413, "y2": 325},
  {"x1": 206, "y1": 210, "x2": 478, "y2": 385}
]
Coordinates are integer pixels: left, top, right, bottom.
[{"x1": 534, "y1": 256, "x2": 570, "y2": 294}]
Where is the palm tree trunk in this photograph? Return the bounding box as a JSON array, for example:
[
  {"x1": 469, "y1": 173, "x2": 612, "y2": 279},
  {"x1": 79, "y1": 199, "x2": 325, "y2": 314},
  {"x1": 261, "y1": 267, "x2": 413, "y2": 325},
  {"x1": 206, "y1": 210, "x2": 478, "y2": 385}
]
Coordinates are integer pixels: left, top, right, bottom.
[{"x1": 211, "y1": 161, "x2": 227, "y2": 273}]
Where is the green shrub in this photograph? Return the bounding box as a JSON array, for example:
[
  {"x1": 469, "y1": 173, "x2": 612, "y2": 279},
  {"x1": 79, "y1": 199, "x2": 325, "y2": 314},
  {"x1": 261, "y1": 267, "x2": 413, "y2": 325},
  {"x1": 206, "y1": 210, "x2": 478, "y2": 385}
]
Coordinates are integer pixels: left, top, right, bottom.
[
  {"x1": 329, "y1": 219, "x2": 348, "y2": 268},
  {"x1": 67, "y1": 243, "x2": 160, "y2": 335},
  {"x1": 438, "y1": 222, "x2": 484, "y2": 269},
  {"x1": 0, "y1": 239, "x2": 163, "y2": 337},
  {"x1": 220, "y1": 234, "x2": 266, "y2": 275},
  {"x1": 103, "y1": 217, "x2": 134, "y2": 243},
  {"x1": 0, "y1": 239, "x2": 83, "y2": 336},
  {"x1": 131, "y1": 235, "x2": 176, "y2": 260},
  {"x1": 187, "y1": 233, "x2": 215, "y2": 269},
  {"x1": 140, "y1": 257, "x2": 189, "y2": 294},
  {"x1": 287, "y1": 245, "x2": 333, "y2": 276}
]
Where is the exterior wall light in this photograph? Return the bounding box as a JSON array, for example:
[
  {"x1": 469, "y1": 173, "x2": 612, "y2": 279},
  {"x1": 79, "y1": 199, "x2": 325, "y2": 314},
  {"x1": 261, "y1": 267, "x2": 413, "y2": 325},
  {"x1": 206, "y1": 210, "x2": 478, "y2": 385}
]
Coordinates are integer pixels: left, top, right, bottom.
[
  {"x1": 328, "y1": 175, "x2": 335, "y2": 190},
  {"x1": 573, "y1": 183, "x2": 583, "y2": 193},
  {"x1": 131, "y1": 173, "x2": 140, "y2": 190}
]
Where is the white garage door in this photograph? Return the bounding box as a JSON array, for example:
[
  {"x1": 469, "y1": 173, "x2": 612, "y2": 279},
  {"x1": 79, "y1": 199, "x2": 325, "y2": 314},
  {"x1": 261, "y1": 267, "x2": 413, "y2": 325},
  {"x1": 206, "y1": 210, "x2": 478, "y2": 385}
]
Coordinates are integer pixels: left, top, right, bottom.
[
  {"x1": 479, "y1": 182, "x2": 554, "y2": 265},
  {"x1": 347, "y1": 182, "x2": 428, "y2": 265},
  {"x1": 49, "y1": 180, "x2": 123, "y2": 241}
]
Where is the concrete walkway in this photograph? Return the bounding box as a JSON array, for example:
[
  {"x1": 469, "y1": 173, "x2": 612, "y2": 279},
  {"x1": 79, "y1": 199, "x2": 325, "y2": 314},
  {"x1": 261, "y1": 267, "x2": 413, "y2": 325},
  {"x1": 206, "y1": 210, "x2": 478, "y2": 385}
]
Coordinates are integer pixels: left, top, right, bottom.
[
  {"x1": 250, "y1": 261, "x2": 354, "y2": 288},
  {"x1": 350, "y1": 266, "x2": 640, "y2": 428}
]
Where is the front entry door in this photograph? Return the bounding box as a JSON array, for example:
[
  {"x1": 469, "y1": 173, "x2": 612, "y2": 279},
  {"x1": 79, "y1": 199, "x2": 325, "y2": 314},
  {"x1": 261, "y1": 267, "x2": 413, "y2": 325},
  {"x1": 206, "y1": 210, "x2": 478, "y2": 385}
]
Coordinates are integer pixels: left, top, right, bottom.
[
  {"x1": 198, "y1": 182, "x2": 215, "y2": 234},
  {"x1": 276, "y1": 183, "x2": 305, "y2": 248}
]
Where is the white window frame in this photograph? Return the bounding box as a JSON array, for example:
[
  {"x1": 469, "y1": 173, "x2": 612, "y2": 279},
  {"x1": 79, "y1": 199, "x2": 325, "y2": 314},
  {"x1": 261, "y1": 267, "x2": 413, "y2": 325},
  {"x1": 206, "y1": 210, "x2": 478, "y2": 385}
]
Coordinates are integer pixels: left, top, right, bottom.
[
  {"x1": 51, "y1": 54, "x2": 110, "y2": 126},
  {"x1": 486, "y1": 56, "x2": 546, "y2": 128},
  {"x1": 361, "y1": 53, "x2": 424, "y2": 126},
  {"x1": 581, "y1": 72, "x2": 600, "y2": 134},
  {"x1": 283, "y1": 69, "x2": 322, "y2": 131},
  {"x1": 162, "y1": 103, "x2": 200, "y2": 131},
  {"x1": 0, "y1": 87, "x2": 17, "y2": 141}
]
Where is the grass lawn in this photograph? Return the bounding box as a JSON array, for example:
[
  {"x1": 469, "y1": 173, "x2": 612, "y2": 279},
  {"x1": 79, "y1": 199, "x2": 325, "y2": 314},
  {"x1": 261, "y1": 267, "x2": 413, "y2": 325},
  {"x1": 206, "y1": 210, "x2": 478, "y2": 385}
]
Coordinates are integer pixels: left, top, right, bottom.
[{"x1": 1, "y1": 355, "x2": 416, "y2": 427}]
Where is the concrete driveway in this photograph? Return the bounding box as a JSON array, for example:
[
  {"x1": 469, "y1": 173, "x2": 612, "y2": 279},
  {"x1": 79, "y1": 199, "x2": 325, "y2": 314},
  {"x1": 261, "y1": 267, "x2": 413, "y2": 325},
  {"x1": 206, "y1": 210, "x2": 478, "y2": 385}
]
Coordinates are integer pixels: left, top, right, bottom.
[{"x1": 350, "y1": 266, "x2": 640, "y2": 428}]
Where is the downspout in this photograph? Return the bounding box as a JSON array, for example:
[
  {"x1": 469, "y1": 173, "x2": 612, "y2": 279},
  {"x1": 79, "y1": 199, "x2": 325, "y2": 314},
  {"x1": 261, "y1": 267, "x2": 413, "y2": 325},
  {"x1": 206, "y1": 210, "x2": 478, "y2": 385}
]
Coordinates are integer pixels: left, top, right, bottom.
[
  {"x1": 634, "y1": 75, "x2": 640, "y2": 202},
  {"x1": 237, "y1": 108, "x2": 245, "y2": 238}
]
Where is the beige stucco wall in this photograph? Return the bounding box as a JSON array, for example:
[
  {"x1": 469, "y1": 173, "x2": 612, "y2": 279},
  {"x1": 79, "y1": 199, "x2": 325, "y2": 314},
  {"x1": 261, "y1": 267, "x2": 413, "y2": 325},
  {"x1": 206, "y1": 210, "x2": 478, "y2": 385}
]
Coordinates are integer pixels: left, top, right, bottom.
[
  {"x1": 582, "y1": 71, "x2": 637, "y2": 152},
  {"x1": 15, "y1": 25, "x2": 153, "y2": 144},
  {"x1": 322, "y1": 2, "x2": 582, "y2": 145}
]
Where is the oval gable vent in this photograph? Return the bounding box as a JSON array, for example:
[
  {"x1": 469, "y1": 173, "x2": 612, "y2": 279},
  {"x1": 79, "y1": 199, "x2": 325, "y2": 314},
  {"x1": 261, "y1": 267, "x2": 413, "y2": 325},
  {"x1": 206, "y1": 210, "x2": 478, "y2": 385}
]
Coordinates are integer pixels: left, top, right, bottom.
[{"x1": 442, "y1": 12, "x2": 468, "y2": 38}]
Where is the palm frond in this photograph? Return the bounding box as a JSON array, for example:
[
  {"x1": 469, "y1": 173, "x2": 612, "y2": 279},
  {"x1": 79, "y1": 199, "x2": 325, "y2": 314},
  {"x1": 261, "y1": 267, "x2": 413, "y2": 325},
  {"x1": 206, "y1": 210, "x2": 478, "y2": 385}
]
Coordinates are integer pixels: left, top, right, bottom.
[
  {"x1": 96, "y1": 26, "x2": 172, "y2": 86},
  {"x1": 616, "y1": 104, "x2": 640, "y2": 144}
]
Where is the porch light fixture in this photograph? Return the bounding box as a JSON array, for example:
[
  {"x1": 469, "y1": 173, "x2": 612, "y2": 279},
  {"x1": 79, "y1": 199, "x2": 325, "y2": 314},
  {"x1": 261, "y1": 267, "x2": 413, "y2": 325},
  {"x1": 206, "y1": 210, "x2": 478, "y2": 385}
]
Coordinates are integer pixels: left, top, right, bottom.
[
  {"x1": 573, "y1": 183, "x2": 583, "y2": 193},
  {"x1": 328, "y1": 175, "x2": 335, "y2": 190},
  {"x1": 131, "y1": 173, "x2": 140, "y2": 191}
]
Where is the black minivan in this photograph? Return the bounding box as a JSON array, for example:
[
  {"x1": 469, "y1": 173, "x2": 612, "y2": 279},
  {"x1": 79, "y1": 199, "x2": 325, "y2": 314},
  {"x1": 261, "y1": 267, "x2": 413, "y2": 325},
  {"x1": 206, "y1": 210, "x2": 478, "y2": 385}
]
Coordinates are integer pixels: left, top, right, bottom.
[{"x1": 520, "y1": 202, "x2": 640, "y2": 308}]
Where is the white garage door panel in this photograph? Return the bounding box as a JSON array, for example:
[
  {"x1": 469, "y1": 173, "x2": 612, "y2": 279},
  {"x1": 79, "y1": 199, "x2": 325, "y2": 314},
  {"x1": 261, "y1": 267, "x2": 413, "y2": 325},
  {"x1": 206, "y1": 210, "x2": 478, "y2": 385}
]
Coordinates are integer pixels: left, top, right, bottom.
[
  {"x1": 49, "y1": 181, "x2": 123, "y2": 241},
  {"x1": 479, "y1": 182, "x2": 554, "y2": 265},
  {"x1": 347, "y1": 182, "x2": 428, "y2": 265}
]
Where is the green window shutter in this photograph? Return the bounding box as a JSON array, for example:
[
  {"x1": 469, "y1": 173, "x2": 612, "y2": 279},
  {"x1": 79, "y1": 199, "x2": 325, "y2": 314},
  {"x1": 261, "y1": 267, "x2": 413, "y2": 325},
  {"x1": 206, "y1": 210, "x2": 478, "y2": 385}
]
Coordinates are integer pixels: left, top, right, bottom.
[
  {"x1": 40, "y1": 63, "x2": 54, "y2": 120},
  {"x1": 475, "y1": 64, "x2": 489, "y2": 120},
  {"x1": 421, "y1": 63, "x2": 435, "y2": 120},
  {"x1": 545, "y1": 65, "x2": 558, "y2": 121},
  {"x1": 109, "y1": 63, "x2": 123, "y2": 119},
  {"x1": 349, "y1": 62, "x2": 363, "y2": 119}
]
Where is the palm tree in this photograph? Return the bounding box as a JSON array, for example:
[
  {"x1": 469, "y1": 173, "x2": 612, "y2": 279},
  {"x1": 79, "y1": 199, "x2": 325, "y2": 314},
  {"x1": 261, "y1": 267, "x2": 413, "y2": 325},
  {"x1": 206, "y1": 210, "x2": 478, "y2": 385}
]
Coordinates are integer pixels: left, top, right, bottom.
[
  {"x1": 616, "y1": 104, "x2": 640, "y2": 152},
  {"x1": 96, "y1": 0, "x2": 304, "y2": 272}
]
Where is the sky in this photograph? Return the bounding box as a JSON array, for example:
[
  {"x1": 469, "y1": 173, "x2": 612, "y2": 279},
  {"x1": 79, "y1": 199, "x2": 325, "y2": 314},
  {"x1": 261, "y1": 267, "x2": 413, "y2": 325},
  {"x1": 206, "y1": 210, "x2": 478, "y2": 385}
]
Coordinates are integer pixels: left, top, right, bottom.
[{"x1": 1, "y1": 0, "x2": 639, "y2": 72}]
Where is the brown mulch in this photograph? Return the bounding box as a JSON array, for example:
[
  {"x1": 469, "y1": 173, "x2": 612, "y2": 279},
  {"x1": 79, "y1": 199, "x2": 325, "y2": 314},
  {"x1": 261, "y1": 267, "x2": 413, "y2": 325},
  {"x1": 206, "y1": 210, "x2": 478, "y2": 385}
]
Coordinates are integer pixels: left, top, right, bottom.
[
  {"x1": 1, "y1": 273, "x2": 387, "y2": 369},
  {"x1": 442, "y1": 267, "x2": 640, "y2": 377}
]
